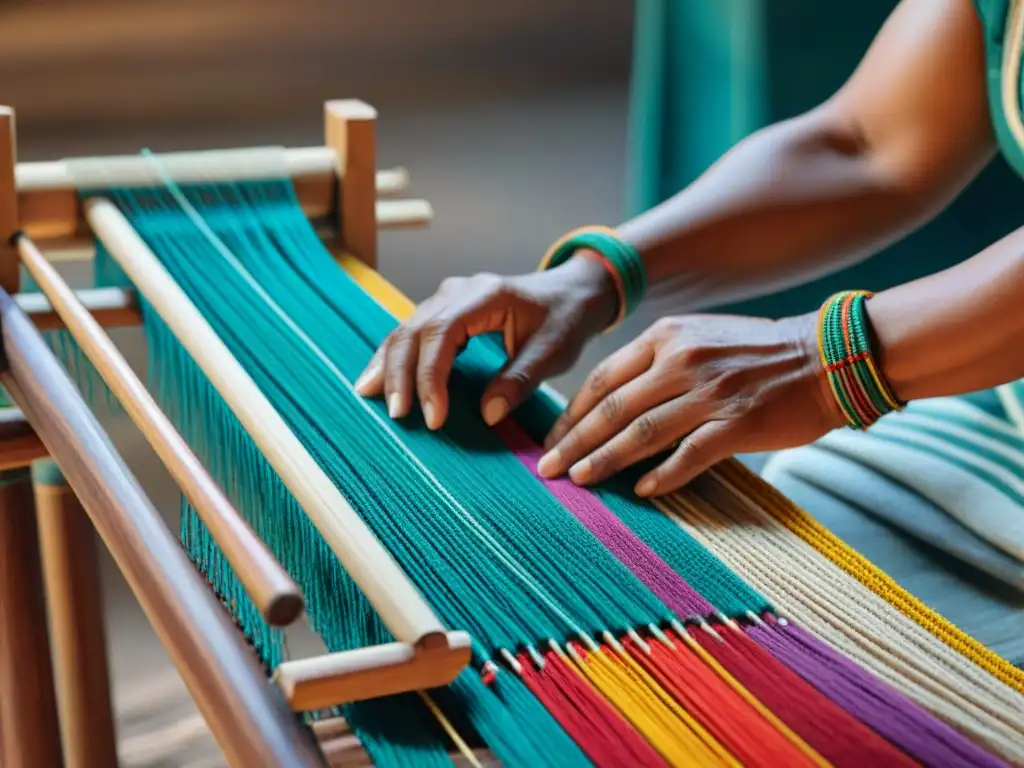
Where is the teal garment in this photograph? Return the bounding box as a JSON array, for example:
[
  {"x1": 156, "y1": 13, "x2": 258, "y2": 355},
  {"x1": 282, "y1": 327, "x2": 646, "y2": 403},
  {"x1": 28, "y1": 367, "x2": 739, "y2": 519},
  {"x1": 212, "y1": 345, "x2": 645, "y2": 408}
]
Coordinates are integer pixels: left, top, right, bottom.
[
  {"x1": 627, "y1": 0, "x2": 1024, "y2": 318},
  {"x1": 764, "y1": 1, "x2": 1024, "y2": 664}
]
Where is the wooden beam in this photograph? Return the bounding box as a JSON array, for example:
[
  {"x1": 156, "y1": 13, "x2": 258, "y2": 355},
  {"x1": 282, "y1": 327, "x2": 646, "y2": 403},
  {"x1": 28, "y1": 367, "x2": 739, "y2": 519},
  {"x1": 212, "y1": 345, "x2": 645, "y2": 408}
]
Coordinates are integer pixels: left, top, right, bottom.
[
  {"x1": 325, "y1": 100, "x2": 378, "y2": 268},
  {"x1": 0, "y1": 108, "x2": 19, "y2": 294}
]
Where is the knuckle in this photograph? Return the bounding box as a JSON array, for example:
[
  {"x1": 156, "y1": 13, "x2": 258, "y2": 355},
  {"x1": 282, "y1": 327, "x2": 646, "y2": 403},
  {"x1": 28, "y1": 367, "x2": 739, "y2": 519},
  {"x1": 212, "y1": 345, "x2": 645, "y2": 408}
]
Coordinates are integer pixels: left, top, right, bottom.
[
  {"x1": 586, "y1": 365, "x2": 610, "y2": 395},
  {"x1": 587, "y1": 447, "x2": 615, "y2": 477},
  {"x1": 599, "y1": 393, "x2": 623, "y2": 421},
  {"x1": 631, "y1": 414, "x2": 660, "y2": 446}
]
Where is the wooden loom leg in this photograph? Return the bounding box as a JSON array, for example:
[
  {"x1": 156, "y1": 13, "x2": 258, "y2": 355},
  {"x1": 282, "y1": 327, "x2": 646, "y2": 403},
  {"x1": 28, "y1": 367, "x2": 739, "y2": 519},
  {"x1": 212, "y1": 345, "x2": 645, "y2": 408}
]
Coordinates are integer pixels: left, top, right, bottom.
[
  {"x1": 34, "y1": 459, "x2": 118, "y2": 768},
  {"x1": 0, "y1": 466, "x2": 63, "y2": 768}
]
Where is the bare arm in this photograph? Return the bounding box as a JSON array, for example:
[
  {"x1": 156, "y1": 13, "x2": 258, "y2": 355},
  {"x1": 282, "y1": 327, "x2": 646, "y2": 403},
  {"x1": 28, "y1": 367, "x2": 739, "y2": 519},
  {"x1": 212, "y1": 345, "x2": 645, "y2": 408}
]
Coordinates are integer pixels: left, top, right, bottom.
[{"x1": 624, "y1": 0, "x2": 995, "y2": 310}]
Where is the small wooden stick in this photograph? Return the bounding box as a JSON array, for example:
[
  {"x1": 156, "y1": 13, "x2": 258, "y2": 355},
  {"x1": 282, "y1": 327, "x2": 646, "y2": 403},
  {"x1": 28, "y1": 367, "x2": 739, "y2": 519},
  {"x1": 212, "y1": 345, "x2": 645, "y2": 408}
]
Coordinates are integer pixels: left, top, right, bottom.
[
  {"x1": 34, "y1": 461, "x2": 119, "y2": 768},
  {"x1": 0, "y1": 406, "x2": 48, "y2": 469},
  {"x1": 0, "y1": 467, "x2": 64, "y2": 768},
  {"x1": 274, "y1": 631, "x2": 472, "y2": 711},
  {"x1": 18, "y1": 234, "x2": 304, "y2": 627},
  {"x1": 374, "y1": 167, "x2": 410, "y2": 196},
  {"x1": 325, "y1": 100, "x2": 378, "y2": 267},
  {"x1": 84, "y1": 197, "x2": 449, "y2": 650},
  {"x1": 16, "y1": 285, "x2": 141, "y2": 331},
  {"x1": 376, "y1": 199, "x2": 434, "y2": 229},
  {"x1": 0, "y1": 107, "x2": 19, "y2": 294}
]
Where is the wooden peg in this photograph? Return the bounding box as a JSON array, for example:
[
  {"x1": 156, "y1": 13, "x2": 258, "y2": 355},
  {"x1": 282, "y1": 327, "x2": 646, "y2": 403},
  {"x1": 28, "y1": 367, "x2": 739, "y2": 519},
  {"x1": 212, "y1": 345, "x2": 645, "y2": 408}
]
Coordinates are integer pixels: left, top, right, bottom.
[
  {"x1": 325, "y1": 100, "x2": 378, "y2": 267},
  {"x1": 0, "y1": 107, "x2": 19, "y2": 294},
  {"x1": 274, "y1": 631, "x2": 473, "y2": 711}
]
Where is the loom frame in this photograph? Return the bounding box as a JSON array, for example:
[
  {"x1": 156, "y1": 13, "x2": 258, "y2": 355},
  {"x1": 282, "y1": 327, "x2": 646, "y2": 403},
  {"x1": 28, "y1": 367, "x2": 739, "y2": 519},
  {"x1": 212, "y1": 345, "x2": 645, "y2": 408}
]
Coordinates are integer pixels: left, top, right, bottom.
[{"x1": 0, "y1": 99, "x2": 465, "y2": 767}]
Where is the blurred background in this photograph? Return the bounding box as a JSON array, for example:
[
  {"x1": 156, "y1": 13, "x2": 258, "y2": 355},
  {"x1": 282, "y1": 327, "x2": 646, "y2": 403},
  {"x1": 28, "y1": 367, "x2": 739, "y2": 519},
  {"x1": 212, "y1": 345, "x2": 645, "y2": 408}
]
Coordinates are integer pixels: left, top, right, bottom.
[{"x1": 6, "y1": 1, "x2": 1023, "y2": 765}]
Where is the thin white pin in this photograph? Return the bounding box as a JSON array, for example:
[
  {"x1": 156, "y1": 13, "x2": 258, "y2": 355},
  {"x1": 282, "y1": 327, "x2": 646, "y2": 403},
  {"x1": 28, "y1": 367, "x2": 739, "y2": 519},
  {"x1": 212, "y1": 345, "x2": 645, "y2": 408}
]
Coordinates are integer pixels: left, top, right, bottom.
[
  {"x1": 526, "y1": 645, "x2": 545, "y2": 669},
  {"x1": 567, "y1": 643, "x2": 586, "y2": 664},
  {"x1": 698, "y1": 617, "x2": 724, "y2": 643},
  {"x1": 627, "y1": 627, "x2": 652, "y2": 655},
  {"x1": 669, "y1": 618, "x2": 690, "y2": 639},
  {"x1": 648, "y1": 623, "x2": 675, "y2": 648},
  {"x1": 499, "y1": 649, "x2": 523, "y2": 676},
  {"x1": 602, "y1": 630, "x2": 627, "y2": 655},
  {"x1": 580, "y1": 633, "x2": 600, "y2": 653},
  {"x1": 745, "y1": 610, "x2": 767, "y2": 628},
  {"x1": 547, "y1": 639, "x2": 569, "y2": 660}
]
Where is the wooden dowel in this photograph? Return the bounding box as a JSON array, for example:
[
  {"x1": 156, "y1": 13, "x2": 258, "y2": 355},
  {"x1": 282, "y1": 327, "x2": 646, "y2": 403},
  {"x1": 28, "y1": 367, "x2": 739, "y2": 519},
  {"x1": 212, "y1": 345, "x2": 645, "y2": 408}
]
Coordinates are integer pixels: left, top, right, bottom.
[
  {"x1": 18, "y1": 234, "x2": 304, "y2": 627},
  {"x1": 0, "y1": 466, "x2": 64, "y2": 768},
  {"x1": 326, "y1": 100, "x2": 378, "y2": 267},
  {"x1": 376, "y1": 199, "x2": 434, "y2": 229},
  {"x1": 17, "y1": 153, "x2": 411, "y2": 246},
  {"x1": 0, "y1": 406, "x2": 48, "y2": 469},
  {"x1": 84, "y1": 196, "x2": 448, "y2": 651},
  {"x1": 0, "y1": 287, "x2": 326, "y2": 767},
  {"x1": 374, "y1": 167, "x2": 410, "y2": 196},
  {"x1": 274, "y1": 631, "x2": 472, "y2": 711},
  {"x1": 0, "y1": 107, "x2": 18, "y2": 293},
  {"x1": 34, "y1": 461, "x2": 119, "y2": 768},
  {"x1": 16, "y1": 286, "x2": 141, "y2": 331}
]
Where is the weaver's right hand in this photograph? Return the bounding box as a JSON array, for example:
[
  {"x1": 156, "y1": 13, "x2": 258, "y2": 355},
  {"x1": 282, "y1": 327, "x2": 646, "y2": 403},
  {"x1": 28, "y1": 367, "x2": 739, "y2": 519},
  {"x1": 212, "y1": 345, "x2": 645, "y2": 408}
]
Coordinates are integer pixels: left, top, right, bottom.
[{"x1": 355, "y1": 255, "x2": 617, "y2": 430}]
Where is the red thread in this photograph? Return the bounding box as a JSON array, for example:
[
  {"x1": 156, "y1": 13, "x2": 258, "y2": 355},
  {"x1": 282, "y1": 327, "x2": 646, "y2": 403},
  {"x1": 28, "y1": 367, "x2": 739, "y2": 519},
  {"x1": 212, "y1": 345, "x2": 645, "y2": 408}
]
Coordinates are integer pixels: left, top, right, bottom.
[
  {"x1": 517, "y1": 649, "x2": 667, "y2": 768},
  {"x1": 625, "y1": 635, "x2": 817, "y2": 768},
  {"x1": 696, "y1": 625, "x2": 919, "y2": 768}
]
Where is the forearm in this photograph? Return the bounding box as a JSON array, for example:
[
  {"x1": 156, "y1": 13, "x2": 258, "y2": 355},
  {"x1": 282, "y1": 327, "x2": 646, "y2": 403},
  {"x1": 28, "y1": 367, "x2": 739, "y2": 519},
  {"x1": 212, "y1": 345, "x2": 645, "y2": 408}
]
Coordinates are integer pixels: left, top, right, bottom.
[
  {"x1": 616, "y1": 111, "x2": 952, "y2": 312},
  {"x1": 867, "y1": 225, "x2": 1024, "y2": 401}
]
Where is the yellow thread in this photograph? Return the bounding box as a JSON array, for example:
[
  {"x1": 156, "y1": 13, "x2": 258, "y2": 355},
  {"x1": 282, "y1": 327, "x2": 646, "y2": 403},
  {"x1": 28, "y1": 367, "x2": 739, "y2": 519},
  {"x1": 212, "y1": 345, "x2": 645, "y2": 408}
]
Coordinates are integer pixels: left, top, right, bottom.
[
  {"x1": 573, "y1": 646, "x2": 739, "y2": 768},
  {"x1": 711, "y1": 460, "x2": 1024, "y2": 694},
  {"x1": 417, "y1": 691, "x2": 483, "y2": 768},
  {"x1": 683, "y1": 633, "x2": 831, "y2": 768}
]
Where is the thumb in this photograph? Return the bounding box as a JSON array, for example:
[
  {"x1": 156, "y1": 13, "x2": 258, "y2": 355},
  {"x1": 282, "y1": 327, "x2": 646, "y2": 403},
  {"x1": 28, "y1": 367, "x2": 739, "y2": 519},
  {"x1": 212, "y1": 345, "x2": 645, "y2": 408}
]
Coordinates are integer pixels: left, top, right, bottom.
[{"x1": 480, "y1": 327, "x2": 577, "y2": 426}]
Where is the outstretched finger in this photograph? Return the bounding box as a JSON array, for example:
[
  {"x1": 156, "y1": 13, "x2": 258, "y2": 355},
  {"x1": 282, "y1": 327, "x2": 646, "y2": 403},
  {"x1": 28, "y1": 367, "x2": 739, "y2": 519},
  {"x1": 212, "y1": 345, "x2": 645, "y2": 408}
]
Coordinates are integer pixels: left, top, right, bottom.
[
  {"x1": 634, "y1": 419, "x2": 740, "y2": 497},
  {"x1": 565, "y1": 393, "x2": 707, "y2": 486},
  {"x1": 543, "y1": 339, "x2": 656, "y2": 450},
  {"x1": 416, "y1": 318, "x2": 470, "y2": 430}
]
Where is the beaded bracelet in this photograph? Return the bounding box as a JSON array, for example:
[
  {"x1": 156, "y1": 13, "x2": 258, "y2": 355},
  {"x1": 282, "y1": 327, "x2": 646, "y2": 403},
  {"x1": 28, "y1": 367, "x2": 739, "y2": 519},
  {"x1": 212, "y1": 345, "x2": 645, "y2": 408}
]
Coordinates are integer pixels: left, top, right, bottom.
[
  {"x1": 818, "y1": 290, "x2": 904, "y2": 430},
  {"x1": 538, "y1": 225, "x2": 647, "y2": 331}
]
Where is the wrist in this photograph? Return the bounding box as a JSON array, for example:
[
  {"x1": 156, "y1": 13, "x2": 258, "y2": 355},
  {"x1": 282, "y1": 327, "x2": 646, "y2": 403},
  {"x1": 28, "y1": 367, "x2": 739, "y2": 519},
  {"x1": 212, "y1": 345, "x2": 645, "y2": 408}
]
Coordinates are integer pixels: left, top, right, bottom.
[
  {"x1": 555, "y1": 252, "x2": 619, "y2": 329},
  {"x1": 784, "y1": 310, "x2": 848, "y2": 432}
]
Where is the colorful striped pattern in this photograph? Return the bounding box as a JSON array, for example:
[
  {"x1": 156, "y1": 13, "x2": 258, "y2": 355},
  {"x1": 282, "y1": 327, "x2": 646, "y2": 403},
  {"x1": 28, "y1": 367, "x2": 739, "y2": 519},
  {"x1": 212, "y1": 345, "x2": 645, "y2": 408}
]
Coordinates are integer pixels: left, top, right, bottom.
[{"x1": 35, "y1": 177, "x2": 1024, "y2": 766}]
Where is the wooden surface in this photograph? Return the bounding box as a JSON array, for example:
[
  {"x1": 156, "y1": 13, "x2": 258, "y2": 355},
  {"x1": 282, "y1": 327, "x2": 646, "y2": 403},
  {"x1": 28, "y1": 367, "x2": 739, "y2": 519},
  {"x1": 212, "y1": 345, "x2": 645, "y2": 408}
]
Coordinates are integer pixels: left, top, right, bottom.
[
  {"x1": 0, "y1": 286, "x2": 326, "y2": 767},
  {"x1": 0, "y1": 108, "x2": 19, "y2": 294},
  {"x1": 19, "y1": 235, "x2": 305, "y2": 627},
  {"x1": 85, "y1": 196, "x2": 452, "y2": 653},
  {"x1": 16, "y1": 285, "x2": 141, "y2": 331},
  {"x1": 35, "y1": 473, "x2": 119, "y2": 768},
  {"x1": 0, "y1": 406, "x2": 48, "y2": 468},
  {"x1": 313, "y1": 717, "x2": 498, "y2": 767},
  {"x1": 274, "y1": 631, "x2": 472, "y2": 711},
  {"x1": 326, "y1": 101, "x2": 378, "y2": 267},
  {"x1": 0, "y1": 469, "x2": 64, "y2": 767}
]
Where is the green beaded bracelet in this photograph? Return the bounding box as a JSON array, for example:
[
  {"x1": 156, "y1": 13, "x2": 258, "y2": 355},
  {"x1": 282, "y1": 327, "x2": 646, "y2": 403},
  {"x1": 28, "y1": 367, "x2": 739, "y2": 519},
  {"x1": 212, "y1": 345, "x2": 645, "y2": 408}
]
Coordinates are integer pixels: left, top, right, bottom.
[
  {"x1": 817, "y1": 290, "x2": 903, "y2": 429},
  {"x1": 538, "y1": 226, "x2": 647, "y2": 330}
]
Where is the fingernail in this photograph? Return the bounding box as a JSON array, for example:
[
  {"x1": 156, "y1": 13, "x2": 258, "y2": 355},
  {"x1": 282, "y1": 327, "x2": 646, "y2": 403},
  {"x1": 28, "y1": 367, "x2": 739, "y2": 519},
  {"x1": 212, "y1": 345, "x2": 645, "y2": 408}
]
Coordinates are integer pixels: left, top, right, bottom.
[
  {"x1": 635, "y1": 477, "x2": 657, "y2": 497},
  {"x1": 423, "y1": 400, "x2": 440, "y2": 430},
  {"x1": 354, "y1": 362, "x2": 380, "y2": 395},
  {"x1": 569, "y1": 459, "x2": 592, "y2": 485},
  {"x1": 388, "y1": 393, "x2": 403, "y2": 419},
  {"x1": 483, "y1": 397, "x2": 509, "y2": 426},
  {"x1": 537, "y1": 449, "x2": 562, "y2": 478}
]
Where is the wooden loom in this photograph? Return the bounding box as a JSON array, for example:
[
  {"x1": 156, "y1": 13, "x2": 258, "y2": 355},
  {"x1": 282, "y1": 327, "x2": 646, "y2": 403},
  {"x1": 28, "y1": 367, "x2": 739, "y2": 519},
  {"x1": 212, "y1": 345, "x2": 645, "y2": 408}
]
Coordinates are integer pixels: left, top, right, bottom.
[
  {"x1": 0, "y1": 99, "x2": 477, "y2": 768},
  {"x1": 2, "y1": 98, "x2": 1022, "y2": 768}
]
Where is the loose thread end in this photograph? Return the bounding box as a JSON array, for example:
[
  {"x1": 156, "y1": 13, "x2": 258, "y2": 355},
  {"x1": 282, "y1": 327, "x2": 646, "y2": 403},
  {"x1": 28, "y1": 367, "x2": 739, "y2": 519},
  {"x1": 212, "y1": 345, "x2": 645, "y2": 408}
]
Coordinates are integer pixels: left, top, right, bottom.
[
  {"x1": 601, "y1": 630, "x2": 627, "y2": 656},
  {"x1": 579, "y1": 632, "x2": 600, "y2": 653},
  {"x1": 697, "y1": 617, "x2": 724, "y2": 644},
  {"x1": 745, "y1": 610, "x2": 767, "y2": 628},
  {"x1": 547, "y1": 639, "x2": 569, "y2": 660}
]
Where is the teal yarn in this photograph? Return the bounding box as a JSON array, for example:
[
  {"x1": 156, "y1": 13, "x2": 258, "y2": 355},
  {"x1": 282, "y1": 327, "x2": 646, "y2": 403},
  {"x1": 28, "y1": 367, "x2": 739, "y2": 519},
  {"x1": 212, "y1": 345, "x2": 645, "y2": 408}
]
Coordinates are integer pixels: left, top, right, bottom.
[
  {"x1": 30, "y1": 459, "x2": 66, "y2": 487},
  {"x1": 542, "y1": 229, "x2": 647, "y2": 319}
]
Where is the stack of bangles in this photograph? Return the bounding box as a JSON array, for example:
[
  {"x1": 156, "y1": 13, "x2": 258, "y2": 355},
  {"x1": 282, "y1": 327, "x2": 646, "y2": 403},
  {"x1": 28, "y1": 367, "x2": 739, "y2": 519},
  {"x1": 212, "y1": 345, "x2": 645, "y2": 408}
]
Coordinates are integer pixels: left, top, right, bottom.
[
  {"x1": 539, "y1": 225, "x2": 647, "y2": 331},
  {"x1": 818, "y1": 290, "x2": 904, "y2": 430}
]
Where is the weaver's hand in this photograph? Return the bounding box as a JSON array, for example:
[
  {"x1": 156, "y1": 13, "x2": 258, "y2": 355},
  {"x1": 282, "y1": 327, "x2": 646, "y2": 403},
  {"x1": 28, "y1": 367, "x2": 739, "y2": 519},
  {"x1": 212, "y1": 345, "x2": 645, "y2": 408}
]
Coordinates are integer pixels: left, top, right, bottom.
[
  {"x1": 538, "y1": 313, "x2": 844, "y2": 497},
  {"x1": 355, "y1": 256, "x2": 617, "y2": 430}
]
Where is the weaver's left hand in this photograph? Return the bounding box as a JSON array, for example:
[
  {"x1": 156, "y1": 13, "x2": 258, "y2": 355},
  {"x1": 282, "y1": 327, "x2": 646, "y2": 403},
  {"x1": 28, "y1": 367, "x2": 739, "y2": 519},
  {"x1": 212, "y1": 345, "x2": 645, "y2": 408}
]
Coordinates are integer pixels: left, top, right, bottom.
[{"x1": 537, "y1": 312, "x2": 845, "y2": 497}]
